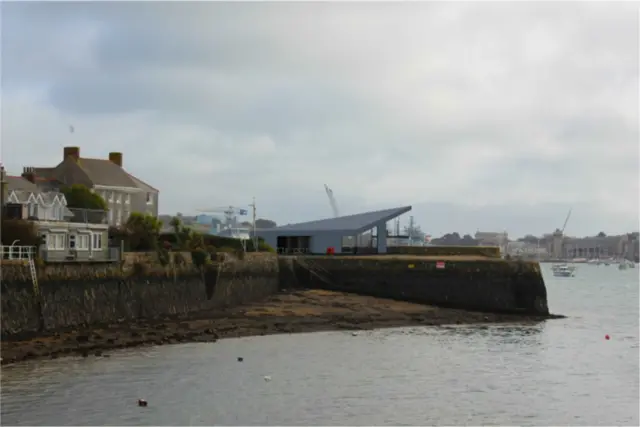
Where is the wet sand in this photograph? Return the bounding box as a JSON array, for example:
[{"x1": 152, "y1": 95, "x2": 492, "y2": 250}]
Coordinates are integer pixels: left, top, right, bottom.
[{"x1": 1, "y1": 290, "x2": 560, "y2": 365}]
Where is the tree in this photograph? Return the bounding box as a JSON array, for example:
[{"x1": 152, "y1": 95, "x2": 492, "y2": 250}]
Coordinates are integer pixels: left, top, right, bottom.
[
  {"x1": 255, "y1": 218, "x2": 277, "y2": 229},
  {"x1": 62, "y1": 184, "x2": 108, "y2": 210},
  {"x1": 597, "y1": 231, "x2": 607, "y2": 238},
  {"x1": 518, "y1": 234, "x2": 540, "y2": 244},
  {"x1": 126, "y1": 212, "x2": 162, "y2": 251}
]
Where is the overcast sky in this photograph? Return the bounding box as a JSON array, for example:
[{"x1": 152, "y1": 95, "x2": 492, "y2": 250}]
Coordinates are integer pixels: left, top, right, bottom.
[{"x1": 1, "y1": 1, "x2": 638, "y2": 238}]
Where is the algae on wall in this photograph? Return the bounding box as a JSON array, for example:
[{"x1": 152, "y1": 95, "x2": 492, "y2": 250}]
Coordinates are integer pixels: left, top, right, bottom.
[
  {"x1": 281, "y1": 255, "x2": 549, "y2": 316},
  {"x1": 0, "y1": 253, "x2": 280, "y2": 336}
]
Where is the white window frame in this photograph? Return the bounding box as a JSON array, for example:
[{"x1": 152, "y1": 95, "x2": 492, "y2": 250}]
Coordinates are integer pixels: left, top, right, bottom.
[
  {"x1": 108, "y1": 210, "x2": 113, "y2": 224},
  {"x1": 92, "y1": 233, "x2": 103, "y2": 250},
  {"x1": 76, "y1": 234, "x2": 90, "y2": 251},
  {"x1": 28, "y1": 203, "x2": 38, "y2": 218},
  {"x1": 125, "y1": 194, "x2": 131, "y2": 205},
  {"x1": 107, "y1": 191, "x2": 114, "y2": 202},
  {"x1": 47, "y1": 233, "x2": 66, "y2": 250},
  {"x1": 146, "y1": 192, "x2": 153, "y2": 205},
  {"x1": 116, "y1": 208, "x2": 122, "y2": 226},
  {"x1": 116, "y1": 193, "x2": 122, "y2": 204}
]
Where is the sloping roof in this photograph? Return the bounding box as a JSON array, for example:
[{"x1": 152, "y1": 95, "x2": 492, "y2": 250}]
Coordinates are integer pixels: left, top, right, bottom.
[
  {"x1": 6, "y1": 176, "x2": 39, "y2": 192},
  {"x1": 127, "y1": 172, "x2": 158, "y2": 192},
  {"x1": 267, "y1": 206, "x2": 412, "y2": 234},
  {"x1": 75, "y1": 158, "x2": 139, "y2": 188}
]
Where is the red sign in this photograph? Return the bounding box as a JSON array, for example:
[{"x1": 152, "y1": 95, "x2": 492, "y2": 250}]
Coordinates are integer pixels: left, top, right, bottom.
[{"x1": 436, "y1": 261, "x2": 445, "y2": 269}]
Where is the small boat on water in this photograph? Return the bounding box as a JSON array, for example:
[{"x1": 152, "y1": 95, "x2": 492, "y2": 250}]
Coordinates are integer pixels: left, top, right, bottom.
[
  {"x1": 553, "y1": 265, "x2": 575, "y2": 277},
  {"x1": 552, "y1": 263, "x2": 576, "y2": 272}
]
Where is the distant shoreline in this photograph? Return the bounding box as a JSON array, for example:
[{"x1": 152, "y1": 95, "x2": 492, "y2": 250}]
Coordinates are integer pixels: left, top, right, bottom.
[{"x1": 1, "y1": 290, "x2": 563, "y2": 366}]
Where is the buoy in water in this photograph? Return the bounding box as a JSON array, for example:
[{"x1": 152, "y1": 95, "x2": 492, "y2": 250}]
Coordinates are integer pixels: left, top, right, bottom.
[
  {"x1": 237, "y1": 357, "x2": 243, "y2": 362},
  {"x1": 605, "y1": 334, "x2": 610, "y2": 340},
  {"x1": 264, "y1": 375, "x2": 271, "y2": 382},
  {"x1": 138, "y1": 399, "x2": 148, "y2": 407}
]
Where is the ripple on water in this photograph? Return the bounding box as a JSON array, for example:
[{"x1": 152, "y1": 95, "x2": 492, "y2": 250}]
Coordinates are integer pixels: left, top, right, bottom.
[{"x1": 2, "y1": 269, "x2": 638, "y2": 426}]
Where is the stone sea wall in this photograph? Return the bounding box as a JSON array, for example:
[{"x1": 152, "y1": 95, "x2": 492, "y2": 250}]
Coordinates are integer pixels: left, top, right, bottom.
[
  {"x1": 279, "y1": 255, "x2": 549, "y2": 316},
  {"x1": 1, "y1": 253, "x2": 279, "y2": 337}
]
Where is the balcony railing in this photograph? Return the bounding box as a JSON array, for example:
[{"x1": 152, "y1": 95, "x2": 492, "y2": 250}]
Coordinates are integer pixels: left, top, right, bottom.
[
  {"x1": 67, "y1": 207, "x2": 108, "y2": 225},
  {"x1": 1, "y1": 245, "x2": 36, "y2": 260}
]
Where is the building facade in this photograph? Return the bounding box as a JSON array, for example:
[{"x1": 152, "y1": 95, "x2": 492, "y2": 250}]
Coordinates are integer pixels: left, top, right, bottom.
[
  {"x1": 3, "y1": 173, "x2": 112, "y2": 262},
  {"x1": 23, "y1": 147, "x2": 159, "y2": 227}
]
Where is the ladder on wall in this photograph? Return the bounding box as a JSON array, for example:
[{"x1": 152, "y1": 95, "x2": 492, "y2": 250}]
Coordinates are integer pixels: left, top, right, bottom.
[{"x1": 27, "y1": 254, "x2": 40, "y2": 296}]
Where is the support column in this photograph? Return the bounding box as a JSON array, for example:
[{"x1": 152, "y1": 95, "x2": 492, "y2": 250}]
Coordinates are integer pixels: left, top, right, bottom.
[{"x1": 377, "y1": 223, "x2": 387, "y2": 254}]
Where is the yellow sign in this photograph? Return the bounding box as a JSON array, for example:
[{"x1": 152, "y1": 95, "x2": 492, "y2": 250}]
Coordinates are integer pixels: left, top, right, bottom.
[{"x1": 408, "y1": 264, "x2": 415, "y2": 269}]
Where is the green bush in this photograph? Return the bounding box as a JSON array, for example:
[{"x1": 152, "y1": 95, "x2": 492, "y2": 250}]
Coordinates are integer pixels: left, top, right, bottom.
[
  {"x1": 1, "y1": 219, "x2": 40, "y2": 246},
  {"x1": 191, "y1": 249, "x2": 209, "y2": 268}
]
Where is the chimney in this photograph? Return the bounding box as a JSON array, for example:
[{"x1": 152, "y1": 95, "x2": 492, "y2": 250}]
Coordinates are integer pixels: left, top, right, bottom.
[
  {"x1": 22, "y1": 166, "x2": 36, "y2": 183},
  {"x1": 108, "y1": 152, "x2": 123, "y2": 167},
  {"x1": 64, "y1": 146, "x2": 80, "y2": 162}
]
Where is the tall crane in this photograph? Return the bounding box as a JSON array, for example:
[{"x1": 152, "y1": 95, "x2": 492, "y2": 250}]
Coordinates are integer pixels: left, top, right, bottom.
[
  {"x1": 324, "y1": 184, "x2": 340, "y2": 218},
  {"x1": 561, "y1": 208, "x2": 572, "y2": 234}
]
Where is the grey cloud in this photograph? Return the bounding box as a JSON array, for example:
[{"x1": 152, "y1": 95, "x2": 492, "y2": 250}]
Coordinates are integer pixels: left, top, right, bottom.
[{"x1": 1, "y1": 1, "x2": 637, "y2": 237}]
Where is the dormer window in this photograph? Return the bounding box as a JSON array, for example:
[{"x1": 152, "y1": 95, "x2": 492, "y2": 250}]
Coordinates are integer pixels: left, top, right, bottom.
[{"x1": 146, "y1": 192, "x2": 152, "y2": 205}]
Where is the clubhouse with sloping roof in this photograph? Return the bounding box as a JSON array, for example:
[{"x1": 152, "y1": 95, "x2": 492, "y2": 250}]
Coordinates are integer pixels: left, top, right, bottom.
[{"x1": 257, "y1": 206, "x2": 412, "y2": 254}]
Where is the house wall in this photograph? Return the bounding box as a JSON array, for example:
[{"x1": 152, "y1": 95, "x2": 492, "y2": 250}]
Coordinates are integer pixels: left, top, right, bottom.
[
  {"x1": 130, "y1": 190, "x2": 158, "y2": 218},
  {"x1": 35, "y1": 222, "x2": 111, "y2": 262},
  {"x1": 95, "y1": 189, "x2": 135, "y2": 226}
]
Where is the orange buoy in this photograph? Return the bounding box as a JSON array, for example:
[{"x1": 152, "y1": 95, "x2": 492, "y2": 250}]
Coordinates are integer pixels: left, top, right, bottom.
[{"x1": 605, "y1": 334, "x2": 610, "y2": 340}]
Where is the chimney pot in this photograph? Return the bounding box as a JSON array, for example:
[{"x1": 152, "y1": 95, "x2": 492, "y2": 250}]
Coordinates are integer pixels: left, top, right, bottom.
[
  {"x1": 64, "y1": 146, "x2": 80, "y2": 162},
  {"x1": 22, "y1": 166, "x2": 36, "y2": 183},
  {"x1": 109, "y1": 152, "x2": 123, "y2": 167}
]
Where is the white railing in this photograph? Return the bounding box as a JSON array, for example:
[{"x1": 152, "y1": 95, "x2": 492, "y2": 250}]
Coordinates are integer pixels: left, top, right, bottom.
[{"x1": 1, "y1": 245, "x2": 37, "y2": 260}]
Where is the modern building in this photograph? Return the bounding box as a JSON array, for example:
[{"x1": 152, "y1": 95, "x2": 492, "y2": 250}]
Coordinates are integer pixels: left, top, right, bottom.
[
  {"x1": 21, "y1": 146, "x2": 159, "y2": 227},
  {"x1": 2, "y1": 171, "x2": 113, "y2": 262},
  {"x1": 256, "y1": 206, "x2": 412, "y2": 254}
]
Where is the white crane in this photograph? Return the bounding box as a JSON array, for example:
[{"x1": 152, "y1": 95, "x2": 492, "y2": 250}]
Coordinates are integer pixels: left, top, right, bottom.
[
  {"x1": 196, "y1": 206, "x2": 249, "y2": 230},
  {"x1": 561, "y1": 208, "x2": 572, "y2": 234},
  {"x1": 324, "y1": 184, "x2": 340, "y2": 218}
]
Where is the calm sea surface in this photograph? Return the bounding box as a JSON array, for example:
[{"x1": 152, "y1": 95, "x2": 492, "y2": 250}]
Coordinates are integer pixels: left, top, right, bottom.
[{"x1": 2, "y1": 265, "x2": 638, "y2": 426}]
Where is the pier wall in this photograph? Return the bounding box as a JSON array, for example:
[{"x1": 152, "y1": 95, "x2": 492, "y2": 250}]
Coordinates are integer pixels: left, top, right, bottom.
[
  {"x1": 278, "y1": 255, "x2": 549, "y2": 315},
  {"x1": 1, "y1": 253, "x2": 279, "y2": 337}
]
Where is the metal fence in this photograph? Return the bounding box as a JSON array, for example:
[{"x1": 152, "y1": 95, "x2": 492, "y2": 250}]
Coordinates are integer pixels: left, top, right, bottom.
[
  {"x1": 1, "y1": 245, "x2": 36, "y2": 260},
  {"x1": 67, "y1": 207, "x2": 109, "y2": 225}
]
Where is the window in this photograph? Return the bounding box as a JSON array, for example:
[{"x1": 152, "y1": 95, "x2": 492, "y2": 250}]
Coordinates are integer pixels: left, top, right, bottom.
[
  {"x1": 116, "y1": 193, "x2": 122, "y2": 204},
  {"x1": 107, "y1": 191, "x2": 114, "y2": 202},
  {"x1": 41, "y1": 234, "x2": 48, "y2": 248},
  {"x1": 108, "y1": 210, "x2": 113, "y2": 224},
  {"x1": 116, "y1": 208, "x2": 122, "y2": 226},
  {"x1": 125, "y1": 194, "x2": 131, "y2": 205},
  {"x1": 77, "y1": 235, "x2": 90, "y2": 250},
  {"x1": 146, "y1": 193, "x2": 152, "y2": 204},
  {"x1": 92, "y1": 233, "x2": 103, "y2": 250},
  {"x1": 47, "y1": 233, "x2": 66, "y2": 250},
  {"x1": 69, "y1": 235, "x2": 76, "y2": 249}
]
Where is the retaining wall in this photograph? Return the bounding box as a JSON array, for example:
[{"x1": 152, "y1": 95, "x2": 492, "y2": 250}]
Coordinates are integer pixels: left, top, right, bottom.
[
  {"x1": 278, "y1": 255, "x2": 549, "y2": 315},
  {"x1": 1, "y1": 253, "x2": 279, "y2": 336}
]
